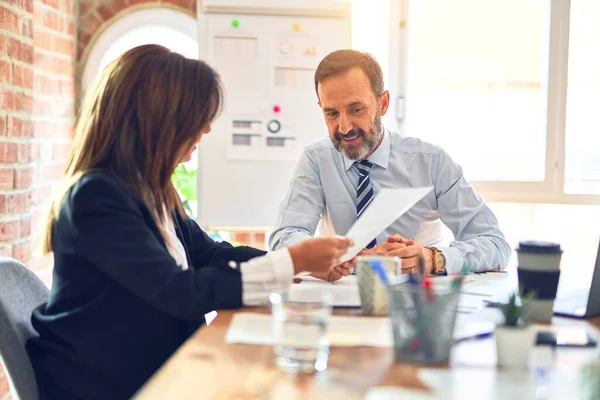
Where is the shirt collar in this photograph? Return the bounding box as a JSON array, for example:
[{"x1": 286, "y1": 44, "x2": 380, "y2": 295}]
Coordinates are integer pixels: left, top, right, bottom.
[{"x1": 342, "y1": 127, "x2": 391, "y2": 171}]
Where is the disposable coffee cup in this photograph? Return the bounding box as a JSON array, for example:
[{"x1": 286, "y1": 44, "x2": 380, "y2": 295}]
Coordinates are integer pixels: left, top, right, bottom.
[
  {"x1": 516, "y1": 240, "x2": 563, "y2": 322},
  {"x1": 355, "y1": 256, "x2": 401, "y2": 315}
]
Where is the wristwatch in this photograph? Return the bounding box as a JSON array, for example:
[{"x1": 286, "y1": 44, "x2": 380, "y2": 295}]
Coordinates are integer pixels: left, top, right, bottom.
[{"x1": 427, "y1": 247, "x2": 447, "y2": 275}]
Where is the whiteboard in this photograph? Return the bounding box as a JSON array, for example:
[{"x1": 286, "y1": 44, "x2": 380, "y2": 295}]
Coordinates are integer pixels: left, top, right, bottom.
[{"x1": 196, "y1": 0, "x2": 352, "y2": 229}]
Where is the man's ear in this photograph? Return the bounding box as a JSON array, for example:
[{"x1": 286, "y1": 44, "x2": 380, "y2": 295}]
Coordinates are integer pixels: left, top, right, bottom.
[{"x1": 379, "y1": 90, "x2": 390, "y2": 116}]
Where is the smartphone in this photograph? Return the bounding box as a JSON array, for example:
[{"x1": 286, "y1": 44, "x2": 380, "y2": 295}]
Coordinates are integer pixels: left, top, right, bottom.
[{"x1": 536, "y1": 329, "x2": 598, "y2": 348}]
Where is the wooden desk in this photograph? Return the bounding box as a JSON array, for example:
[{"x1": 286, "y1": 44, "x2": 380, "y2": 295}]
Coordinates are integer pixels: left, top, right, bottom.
[{"x1": 134, "y1": 308, "x2": 600, "y2": 399}]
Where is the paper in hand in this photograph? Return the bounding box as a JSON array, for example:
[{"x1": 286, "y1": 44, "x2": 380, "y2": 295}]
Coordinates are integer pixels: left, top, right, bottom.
[{"x1": 340, "y1": 187, "x2": 433, "y2": 262}]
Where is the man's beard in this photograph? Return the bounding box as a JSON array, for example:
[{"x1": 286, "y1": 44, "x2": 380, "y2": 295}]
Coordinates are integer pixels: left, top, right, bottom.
[{"x1": 332, "y1": 111, "x2": 382, "y2": 160}]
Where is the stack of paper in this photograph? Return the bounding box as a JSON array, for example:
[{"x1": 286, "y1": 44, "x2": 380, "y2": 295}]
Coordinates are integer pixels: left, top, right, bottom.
[
  {"x1": 288, "y1": 275, "x2": 361, "y2": 307},
  {"x1": 224, "y1": 312, "x2": 496, "y2": 347}
]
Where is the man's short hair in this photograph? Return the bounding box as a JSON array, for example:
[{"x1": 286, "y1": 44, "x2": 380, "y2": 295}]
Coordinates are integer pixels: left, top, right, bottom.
[{"x1": 314, "y1": 49, "x2": 384, "y2": 98}]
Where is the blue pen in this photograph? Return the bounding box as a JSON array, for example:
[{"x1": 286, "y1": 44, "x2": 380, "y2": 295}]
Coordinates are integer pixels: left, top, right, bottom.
[
  {"x1": 454, "y1": 331, "x2": 493, "y2": 344},
  {"x1": 369, "y1": 259, "x2": 389, "y2": 286}
]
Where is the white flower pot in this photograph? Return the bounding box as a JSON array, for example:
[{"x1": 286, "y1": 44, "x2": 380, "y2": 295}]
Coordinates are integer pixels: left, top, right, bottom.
[{"x1": 495, "y1": 325, "x2": 535, "y2": 369}]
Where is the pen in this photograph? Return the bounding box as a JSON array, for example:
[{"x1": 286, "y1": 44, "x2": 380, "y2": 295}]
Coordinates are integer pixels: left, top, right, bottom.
[
  {"x1": 369, "y1": 258, "x2": 389, "y2": 286},
  {"x1": 454, "y1": 332, "x2": 493, "y2": 344}
]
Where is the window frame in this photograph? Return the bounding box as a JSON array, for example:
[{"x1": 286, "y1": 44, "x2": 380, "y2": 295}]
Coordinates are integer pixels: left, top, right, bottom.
[
  {"x1": 395, "y1": 0, "x2": 600, "y2": 205},
  {"x1": 80, "y1": 7, "x2": 197, "y2": 94}
]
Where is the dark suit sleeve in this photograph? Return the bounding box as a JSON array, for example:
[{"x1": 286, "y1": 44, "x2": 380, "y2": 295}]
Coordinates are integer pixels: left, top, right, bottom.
[
  {"x1": 187, "y1": 219, "x2": 267, "y2": 270},
  {"x1": 63, "y1": 175, "x2": 242, "y2": 323}
]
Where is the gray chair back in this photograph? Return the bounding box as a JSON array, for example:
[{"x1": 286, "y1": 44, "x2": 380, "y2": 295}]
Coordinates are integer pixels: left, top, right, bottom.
[{"x1": 0, "y1": 257, "x2": 50, "y2": 400}]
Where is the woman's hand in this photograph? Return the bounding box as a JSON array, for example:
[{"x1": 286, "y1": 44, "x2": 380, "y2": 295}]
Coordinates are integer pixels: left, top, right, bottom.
[{"x1": 288, "y1": 236, "x2": 354, "y2": 279}]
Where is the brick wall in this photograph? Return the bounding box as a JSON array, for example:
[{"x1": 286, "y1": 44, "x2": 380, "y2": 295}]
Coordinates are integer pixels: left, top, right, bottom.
[
  {"x1": 77, "y1": 0, "x2": 196, "y2": 67},
  {"x1": 0, "y1": 0, "x2": 75, "y2": 396}
]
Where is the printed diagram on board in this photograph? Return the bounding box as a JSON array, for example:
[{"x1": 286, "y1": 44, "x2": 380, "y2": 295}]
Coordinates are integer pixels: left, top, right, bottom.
[{"x1": 227, "y1": 106, "x2": 298, "y2": 162}]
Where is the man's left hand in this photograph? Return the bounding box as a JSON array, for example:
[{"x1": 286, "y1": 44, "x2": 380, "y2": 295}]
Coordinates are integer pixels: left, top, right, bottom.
[{"x1": 386, "y1": 235, "x2": 434, "y2": 275}]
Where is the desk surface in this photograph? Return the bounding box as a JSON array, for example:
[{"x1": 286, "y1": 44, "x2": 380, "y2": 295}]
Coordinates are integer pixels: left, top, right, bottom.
[{"x1": 134, "y1": 306, "x2": 600, "y2": 399}]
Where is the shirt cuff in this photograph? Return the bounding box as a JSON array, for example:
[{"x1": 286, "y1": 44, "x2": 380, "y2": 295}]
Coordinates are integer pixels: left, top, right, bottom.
[
  {"x1": 239, "y1": 249, "x2": 294, "y2": 305},
  {"x1": 439, "y1": 246, "x2": 464, "y2": 275}
]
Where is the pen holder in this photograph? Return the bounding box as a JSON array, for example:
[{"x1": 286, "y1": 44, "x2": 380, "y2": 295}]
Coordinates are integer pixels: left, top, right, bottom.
[{"x1": 388, "y1": 281, "x2": 462, "y2": 364}]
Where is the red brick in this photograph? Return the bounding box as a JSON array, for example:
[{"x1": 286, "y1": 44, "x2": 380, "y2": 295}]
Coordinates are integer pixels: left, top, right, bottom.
[
  {"x1": 13, "y1": 240, "x2": 31, "y2": 262},
  {"x1": 21, "y1": 215, "x2": 31, "y2": 236},
  {"x1": 24, "y1": 0, "x2": 34, "y2": 13},
  {"x1": 42, "y1": 0, "x2": 60, "y2": 10},
  {"x1": 0, "y1": 116, "x2": 4, "y2": 136},
  {"x1": 33, "y1": 98, "x2": 51, "y2": 115},
  {"x1": 15, "y1": 167, "x2": 34, "y2": 188},
  {"x1": 0, "y1": 142, "x2": 18, "y2": 163},
  {"x1": 35, "y1": 52, "x2": 74, "y2": 77},
  {"x1": 36, "y1": 75, "x2": 58, "y2": 95},
  {"x1": 67, "y1": 20, "x2": 75, "y2": 35},
  {"x1": 2, "y1": 91, "x2": 21, "y2": 111},
  {"x1": 0, "y1": 219, "x2": 21, "y2": 241},
  {"x1": 21, "y1": 17, "x2": 33, "y2": 38},
  {"x1": 18, "y1": 143, "x2": 31, "y2": 162},
  {"x1": 78, "y1": 30, "x2": 92, "y2": 47},
  {"x1": 53, "y1": 36, "x2": 74, "y2": 57},
  {"x1": 80, "y1": 13, "x2": 103, "y2": 34},
  {"x1": 0, "y1": 34, "x2": 6, "y2": 53},
  {"x1": 97, "y1": 3, "x2": 115, "y2": 21},
  {"x1": 63, "y1": 0, "x2": 75, "y2": 14},
  {"x1": 79, "y1": 0, "x2": 95, "y2": 16},
  {"x1": 33, "y1": 31, "x2": 53, "y2": 51},
  {"x1": 0, "y1": 7, "x2": 19, "y2": 31},
  {"x1": 8, "y1": 116, "x2": 33, "y2": 137},
  {"x1": 0, "y1": 59, "x2": 10, "y2": 84},
  {"x1": 13, "y1": 64, "x2": 34, "y2": 90},
  {"x1": 33, "y1": 5, "x2": 44, "y2": 25},
  {"x1": 110, "y1": 0, "x2": 129, "y2": 13},
  {"x1": 43, "y1": 10, "x2": 65, "y2": 32},
  {"x1": 0, "y1": 168, "x2": 14, "y2": 190},
  {"x1": 8, "y1": 38, "x2": 34, "y2": 63},
  {"x1": 39, "y1": 163, "x2": 64, "y2": 180},
  {"x1": 6, "y1": 192, "x2": 32, "y2": 213}
]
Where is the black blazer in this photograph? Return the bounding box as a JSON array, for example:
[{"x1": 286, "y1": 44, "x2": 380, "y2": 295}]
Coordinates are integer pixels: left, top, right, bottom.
[{"x1": 26, "y1": 172, "x2": 266, "y2": 400}]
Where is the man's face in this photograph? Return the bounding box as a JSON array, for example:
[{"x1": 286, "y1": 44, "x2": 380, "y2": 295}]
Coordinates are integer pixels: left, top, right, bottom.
[{"x1": 317, "y1": 67, "x2": 389, "y2": 160}]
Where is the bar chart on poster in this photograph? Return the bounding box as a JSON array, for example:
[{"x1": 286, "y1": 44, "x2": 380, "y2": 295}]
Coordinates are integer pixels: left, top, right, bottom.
[{"x1": 196, "y1": 0, "x2": 352, "y2": 228}]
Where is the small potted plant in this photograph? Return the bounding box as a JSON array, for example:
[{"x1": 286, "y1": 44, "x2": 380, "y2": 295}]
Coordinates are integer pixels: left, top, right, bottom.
[{"x1": 490, "y1": 292, "x2": 536, "y2": 369}]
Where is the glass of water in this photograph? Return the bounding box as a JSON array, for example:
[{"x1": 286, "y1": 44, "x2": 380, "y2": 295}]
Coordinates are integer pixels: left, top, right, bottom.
[{"x1": 269, "y1": 291, "x2": 332, "y2": 373}]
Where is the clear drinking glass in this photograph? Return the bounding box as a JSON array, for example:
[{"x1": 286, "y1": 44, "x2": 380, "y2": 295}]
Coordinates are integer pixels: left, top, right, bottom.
[{"x1": 269, "y1": 291, "x2": 332, "y2": 373}]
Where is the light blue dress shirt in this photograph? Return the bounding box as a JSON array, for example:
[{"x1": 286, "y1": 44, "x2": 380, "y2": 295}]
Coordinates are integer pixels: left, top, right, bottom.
[{"x1": 269, "y1": 129, "x2": 511, "y2": 274}]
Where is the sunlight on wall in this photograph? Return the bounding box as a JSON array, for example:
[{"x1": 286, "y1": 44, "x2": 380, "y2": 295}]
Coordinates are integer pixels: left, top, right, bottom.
[
  {"x1": 98, "y1": 26, "x2": 199, "y2": 72},
  {"x1": 350, "y1": 0, "x2": 391, "y2": 83}
]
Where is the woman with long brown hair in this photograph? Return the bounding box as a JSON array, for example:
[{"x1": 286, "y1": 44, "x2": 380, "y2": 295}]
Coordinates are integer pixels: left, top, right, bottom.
[{"x1": 26, "y1": 44, "x2": 352, "y2": 400}]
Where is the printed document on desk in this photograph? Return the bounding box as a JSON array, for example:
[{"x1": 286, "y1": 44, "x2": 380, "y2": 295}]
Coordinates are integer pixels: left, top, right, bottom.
[
  {"x1": 288, "y1": 275, "x2": 360, "y2": 307},
  {"x1": 340, "y1": 187, "x2": 433, "y2": 262}
]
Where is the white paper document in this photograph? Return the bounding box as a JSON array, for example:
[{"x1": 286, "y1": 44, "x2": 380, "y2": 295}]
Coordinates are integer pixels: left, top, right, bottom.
[
  {"x1": 225, "y1": 312, "x2": 496, "y2": 347},
  {"x1": 288, "y1": 276, "x2": 360, "y2": 307},
  {"x1": 225, "y1": 312, "x2": 391, "y2": 347},
  {"x1": 341, "y1": 187, "x2": 433, "y2": 262}
]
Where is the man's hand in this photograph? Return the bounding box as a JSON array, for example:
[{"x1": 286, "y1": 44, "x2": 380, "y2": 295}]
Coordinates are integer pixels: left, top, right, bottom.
[
  {"x1": 310, "y1": 258, "x2": 356, "y2": 282},
  {"x1": 358, "y1": 235, "x2": 434, "y2": 274}
]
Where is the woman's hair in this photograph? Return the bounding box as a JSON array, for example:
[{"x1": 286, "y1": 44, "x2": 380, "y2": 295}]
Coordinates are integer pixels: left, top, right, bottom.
[{"x1": 41, "y1": 44, "x2": 223, "y2": 254}]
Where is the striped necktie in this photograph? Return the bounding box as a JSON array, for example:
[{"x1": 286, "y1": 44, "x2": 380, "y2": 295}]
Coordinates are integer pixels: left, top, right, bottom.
[{"x1": 356, "y1": 160, "x2": 376, "y2": 248}]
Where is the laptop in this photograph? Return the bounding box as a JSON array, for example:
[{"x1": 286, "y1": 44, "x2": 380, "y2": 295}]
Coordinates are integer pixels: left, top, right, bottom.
[{"x1": 553, "y1": 240, "x2": 600, "y2": 319}]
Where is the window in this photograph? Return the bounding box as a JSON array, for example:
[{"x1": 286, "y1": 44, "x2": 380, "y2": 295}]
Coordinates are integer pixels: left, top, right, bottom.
[
  {"x1": 395, "y1": 0, "x2": 599, "y2": 204},
  {"x1": 81, "y1": 8, "x2": 200, "y2": 215},
  {"x1": 81, "y1": 8, "x2": 198, "y2": 93},
  {"x1": 564, "y1": 0, "x2": 600, "y2": 195}
]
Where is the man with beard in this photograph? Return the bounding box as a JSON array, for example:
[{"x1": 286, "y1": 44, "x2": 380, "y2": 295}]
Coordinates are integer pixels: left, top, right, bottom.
[{"x1": 269, "y1": 50, "x2": 511, "y2": 279}]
